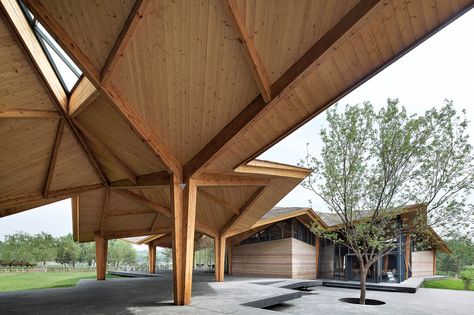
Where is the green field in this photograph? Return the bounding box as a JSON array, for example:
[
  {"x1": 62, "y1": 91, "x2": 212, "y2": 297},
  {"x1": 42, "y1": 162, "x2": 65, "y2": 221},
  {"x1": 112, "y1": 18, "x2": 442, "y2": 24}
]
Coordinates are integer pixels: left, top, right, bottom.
[
  {"x1": 423, "y1": 278, "x2": 474, "y2": 291},
  {"x1": 0, "y1": 272, "x2": 120, "y2": 292}
]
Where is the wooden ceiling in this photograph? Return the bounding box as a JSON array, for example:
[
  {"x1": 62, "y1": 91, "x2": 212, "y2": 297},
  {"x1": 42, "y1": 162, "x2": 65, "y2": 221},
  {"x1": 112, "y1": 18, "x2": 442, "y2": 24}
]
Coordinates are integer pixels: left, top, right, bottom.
[{"x1": 0, "y1": 0, "x2": 472, "y2": 242}]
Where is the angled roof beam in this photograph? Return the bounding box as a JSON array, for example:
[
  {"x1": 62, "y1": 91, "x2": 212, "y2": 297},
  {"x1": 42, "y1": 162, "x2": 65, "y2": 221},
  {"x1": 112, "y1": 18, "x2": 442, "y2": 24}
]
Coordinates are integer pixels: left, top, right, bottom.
[
  {"x1": 74, "y1": 119, "x2": 137, "y2": 184},
  {"x1": 110, "y1": 171, "x2": 170, "y2": 189},
  {"x1": 223, "y1": 0, "x2": 271, "y2": 103},
  {"x1": 195, "y1": 221, "x2": 219, "y2": 239},
  {"x1": 184, "y1": 0, "x2": 381, "y2": 178},
  {"x1": 104, "y1": 227, "x2": 172, "y2": 240},
  {"x1": 100, "y1": 189, "x2": 110, "y2": 235},
  {"x1": 107, "y1": 209, "x2": 156, "y2": 217},
  {"x1": 43, "y1": 119, "x2": 65, "y2": 197},
  {"x1": 22, "y1": 0, "x2": 182, "y2": 178},
  {"x1": 198, "y1": 189, "x2": 240, "y2": 215},
  {"x1": 195, "y1": 174, "x2": 270, "y2": 187},
  {"x1": 114, "y1": 189, "x2": 171, "y2": 217},
  {"x1": 69, "y1": 77, "x2": 99, "y2": 118},
  {"x1": 0, "y1": 109, "x2": 60, "y2": 118},
  {"x1": 220, "y1": 186, "x2": 267, "y2": 237},
  {"x1": 101, "y1": 0, "x2": 153, "y2": 85},
  {"x1": 0, "y1": 0, "x2": 109, "y2": 186}
]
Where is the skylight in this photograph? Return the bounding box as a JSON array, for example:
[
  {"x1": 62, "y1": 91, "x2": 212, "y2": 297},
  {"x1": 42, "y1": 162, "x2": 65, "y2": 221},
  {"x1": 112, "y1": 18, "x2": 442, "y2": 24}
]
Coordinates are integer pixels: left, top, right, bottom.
[{"x1": 19, "y1": 1, "x2": 82, "y2": 93}]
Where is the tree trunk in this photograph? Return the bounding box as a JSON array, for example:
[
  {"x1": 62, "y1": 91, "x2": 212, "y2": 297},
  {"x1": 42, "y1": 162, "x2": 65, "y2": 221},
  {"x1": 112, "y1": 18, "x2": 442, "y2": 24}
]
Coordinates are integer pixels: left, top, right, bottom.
[{"x1": 359, "y1": 266, "x2": 367, "y2": 305}]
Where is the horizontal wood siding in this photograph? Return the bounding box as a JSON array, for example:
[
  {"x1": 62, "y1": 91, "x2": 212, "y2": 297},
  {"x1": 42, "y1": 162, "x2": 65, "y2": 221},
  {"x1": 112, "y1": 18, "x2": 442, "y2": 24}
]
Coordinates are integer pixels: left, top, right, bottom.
[
  {"x1": 412, "y1": 250, "x2": 434, "y2": 277},
  {"x1": 291, "y1": 238, "x2": 316, "y2": 279},
  {"x1": 232, "y1": 238, "x2": 292, "y2": 278}
]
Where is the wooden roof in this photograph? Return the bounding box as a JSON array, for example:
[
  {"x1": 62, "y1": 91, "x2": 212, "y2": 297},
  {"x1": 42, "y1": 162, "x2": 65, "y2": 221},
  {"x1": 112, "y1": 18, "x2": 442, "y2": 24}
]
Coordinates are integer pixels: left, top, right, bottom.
[{"x1": 0, "y1": 0, "x2": 472, "y2": 243}]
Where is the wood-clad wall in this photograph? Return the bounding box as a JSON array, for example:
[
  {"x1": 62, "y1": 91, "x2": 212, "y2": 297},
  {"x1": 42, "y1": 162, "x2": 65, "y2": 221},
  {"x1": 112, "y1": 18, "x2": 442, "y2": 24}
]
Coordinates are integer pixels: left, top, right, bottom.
[
  {"x1": 232, "y1": 237, "x2": 316, "y2": 279},
  {"x1": 292, "y1": 238, "x2": 316, "y2": 279},
  {"x1": 232, "y1": 238, "x2": 292, "y2": 278},
  {"x1": 412, "y1": 250, "x2": 435, "y2": 277}
]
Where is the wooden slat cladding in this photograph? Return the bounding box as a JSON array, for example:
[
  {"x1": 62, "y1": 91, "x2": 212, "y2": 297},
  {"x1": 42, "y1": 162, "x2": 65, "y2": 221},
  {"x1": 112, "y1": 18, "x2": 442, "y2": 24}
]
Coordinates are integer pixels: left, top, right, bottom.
[
  {"x1": 232, "y1": 238, "x2": 293, "y2": 278},
  {"x1": 206, "y1": 0, "x2": 474, "y2": 172},
  {"x1": 110, "y1": 0, "x2": 259, "y2": 165},
  {"x1": 29, "y1": 0, "x2": 136, "y2": 70}
]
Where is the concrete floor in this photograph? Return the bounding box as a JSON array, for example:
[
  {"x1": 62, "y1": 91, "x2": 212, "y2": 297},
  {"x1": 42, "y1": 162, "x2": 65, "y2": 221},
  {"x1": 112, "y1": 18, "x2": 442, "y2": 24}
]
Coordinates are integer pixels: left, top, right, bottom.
[{"x1": 0, "y1": 271, "x2": 473, "y2": 314}]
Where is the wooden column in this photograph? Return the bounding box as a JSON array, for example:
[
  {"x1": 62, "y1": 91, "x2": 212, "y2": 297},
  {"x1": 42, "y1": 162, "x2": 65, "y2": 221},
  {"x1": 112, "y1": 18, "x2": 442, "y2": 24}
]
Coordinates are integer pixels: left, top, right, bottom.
[
  {"x1": 432, "y1": 249, "x2": 437, "y2": 275},
  {"x1": 214, "y1": 236, "x2": 226, "y2": 282},
  {"x1": 227, "y1": 242, "x2": 232, "y2": 275},
  {"x1": 170, "y1": 175, "x2": 197, "y2": 305},
  {"x1": 315, "y1": 237, "x2": 320, "y2": 279},
  {"x1": 94, "y1": 232, "x2": 107, "y2": 280},
  {"x1": 148, "y1": 244, "x2": 156, "y2": 274},
  {"x1": 405, "y1": 234, "x2": 411, "y2": 279}
]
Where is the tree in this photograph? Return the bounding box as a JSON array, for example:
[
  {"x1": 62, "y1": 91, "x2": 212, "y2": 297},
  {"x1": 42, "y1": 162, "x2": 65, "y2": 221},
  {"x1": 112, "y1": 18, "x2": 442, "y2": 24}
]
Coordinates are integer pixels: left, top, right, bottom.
[
  {"x1": 56, "y1": 234, "x2": 80, "y2": 267},
  {"x1": 79, "y1": 242, "x2": 96, "y2": 267},
  {"x1": 107, "y1": 240, "x2": 137, "y2": 266},
  {"x1": 438, "y1": 233, "x2": 474, "y2": 276},
  {"x1": 31, "y1": 232, "x2": 57, "y2": 265},
  {"x1": 300, "y1": 100, "x2": 474, "y2": 304}
]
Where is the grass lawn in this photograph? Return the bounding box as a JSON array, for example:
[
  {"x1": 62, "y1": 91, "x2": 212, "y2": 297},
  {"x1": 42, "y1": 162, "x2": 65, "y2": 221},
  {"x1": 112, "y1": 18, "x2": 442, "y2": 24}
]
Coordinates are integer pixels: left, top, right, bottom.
[
  {"x1": 423, "y1": 278, "x2": 474, "y2": 291},
  {"x1": 0, "y1": 272, "x2": 120, "y2": 292}
]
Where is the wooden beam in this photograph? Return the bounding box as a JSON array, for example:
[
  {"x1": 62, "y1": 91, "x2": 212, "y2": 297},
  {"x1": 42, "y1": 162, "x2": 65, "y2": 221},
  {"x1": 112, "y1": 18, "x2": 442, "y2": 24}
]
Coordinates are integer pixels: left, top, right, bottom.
[
  {"x1": 101, "y1": 0, "x2": 153, "y2": 85},
  {"x1": 150, "y1": 213, "x2": 161, "y2": 231},
  {"x1": 199, "y1": 189, "x2": 240, "y2": 215},
  {"x1": 72, "y1": 196, "x2": 79, "y2": 241},
  {"x1": 0, "y1": 184, "x2": 103, "y2": 209},
  {"x1": 23, "y1": 0, "x2": 101, "y2": 83},
  {"x1": 405, "y1": 234, "x2": 411, "y2": 279},
  {"x1": 114, "y1": 189, "x2": 170, "y2": 217},
  {"x1": 110, "y1": 171, "x2": 170, "y2": 189},
  {"x1": 101, "y1": 84, "x2": 182, "y2": 177},
  {"x1": 148, "y1": 243, "x2": 156, "y2": 274},
  {"x1": 104, "y1": 227, "x2": 172, "y2": 239},
  {"x1": 107, "y1": 209, "x2": 156, "y2": 217},
  {"x1": 223, "y1": 0, "x2": 271, "y2": 102},
  {"x1": 95, "y1": 231, "x2": 108, "y2": 280},
  {"x1": 183, "y1": 0, "x2": 381, "y2": 178},
  {"x1": 43, "y1": 119, "x2": 65, "y2": 197},
  {"x1": 433, "y1": 249, "x2": 437, "y2": 275},
  {"x1": 227, "y1": 243, "x2": 232, "y2": 275},
  {"x1": 235, "y1": 161, "x2": 310, "y2": 179},
  {"x1": 74, "y1": 119, "x2": 137, "y2": 184},
  {"x1": 69, "y1": 77, "x2": 99, "y2": 118},
  {"x1": 0, "y1": 0, "x2": 108, "y2": 186},
  {"x1": 195, "y1": 174, "x2": 269, "y2": 187},
  {"x1": 220, "y1": 186, "x2": 267, "y2": 237},
  {"x1": 170, "y1": 175, "x2": 197, "y2": 305},
  {"x1": 0, "y1": 109, "x2": 60, "y2": 118},
  {"x1": 100, "y1": 189, "x2": 111, "y2": 235},
  {"x1": 214, "y1": 236, "x2": 226, "y2": 282}
]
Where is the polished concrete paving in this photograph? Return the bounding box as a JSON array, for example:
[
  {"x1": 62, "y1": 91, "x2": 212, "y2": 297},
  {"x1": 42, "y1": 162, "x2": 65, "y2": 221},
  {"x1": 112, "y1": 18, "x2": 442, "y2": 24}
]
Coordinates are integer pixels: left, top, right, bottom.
[{"x1": 0, "y1": 271, "x2": 473, "y2": 314}]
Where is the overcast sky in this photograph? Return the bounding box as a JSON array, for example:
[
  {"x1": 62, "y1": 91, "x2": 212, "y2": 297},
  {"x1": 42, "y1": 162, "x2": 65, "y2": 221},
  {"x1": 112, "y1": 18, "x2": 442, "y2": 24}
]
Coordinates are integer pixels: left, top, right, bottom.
[{"x1": 1, "y1": 10, "x2": 473, "y2": 241}]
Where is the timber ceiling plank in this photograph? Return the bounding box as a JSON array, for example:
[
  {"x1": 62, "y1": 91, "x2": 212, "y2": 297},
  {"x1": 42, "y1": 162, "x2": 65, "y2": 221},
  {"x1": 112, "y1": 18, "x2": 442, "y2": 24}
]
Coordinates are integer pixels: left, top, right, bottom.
[{"x1": 48, "y1": 124, "x2": 101, "y2": 191}]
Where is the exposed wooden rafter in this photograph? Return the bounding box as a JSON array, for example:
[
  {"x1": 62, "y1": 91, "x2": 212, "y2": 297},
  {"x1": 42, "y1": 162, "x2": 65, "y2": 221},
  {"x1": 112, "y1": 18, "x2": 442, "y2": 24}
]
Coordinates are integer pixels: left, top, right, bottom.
[
  {"x1": 69, "y1": 77, "x2": 99, "y2": 117},
  {"x1": 43, "y1": 119, "x2": 65, "y2": 197},
  {"x1": 220, "y1": 186, "x2": 267, "y2": 237},
  {"x1": 114, "y1": 189, "x2": 171, "y2": 217},
  {"x1": 107, "y1": 209, "x2": 156, "y2": 217},
  {"x1": 223, "y1": 0, "x2": 271, "y2": 103},
  {"x1": 199, "y1": 189, "x2": 240, "y2": 215},
  {"x1": 104, "y1": 226, "x2": 172, "y2": 240},
  {"x1": 101, "y1": 0, "x2": 153, "y2": 85},
  {"x1": 0, "y1": 109, "x2": 60, "y2": 118},
  {"x1": 150, "y1": 213, "x2": 161, "y2": 231},
  {"x1": 73, "y1": 119, "x2": 137, "y2": 184},
  {"x1": 110, "y1": 171, "x2": 170, "y2": 189},
  {"x1": 99, "y1": 189, "x2": 110, "y2": 235},
  {"x1": 195, "y1": 174, "x2": 270, "y2": 187},
  {"x1": 0, "y1": 0, "x2": 109, "y2": 186},
  {"x1": 184, "y1": 0, "x2": 381, "y2": 178}
]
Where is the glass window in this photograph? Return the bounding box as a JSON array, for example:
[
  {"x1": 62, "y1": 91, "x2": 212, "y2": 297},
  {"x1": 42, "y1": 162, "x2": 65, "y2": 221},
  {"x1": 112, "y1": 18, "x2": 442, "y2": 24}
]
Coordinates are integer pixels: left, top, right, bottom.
[{"x1": 19, "y1": 0, "x2": 82, "y2": 93}]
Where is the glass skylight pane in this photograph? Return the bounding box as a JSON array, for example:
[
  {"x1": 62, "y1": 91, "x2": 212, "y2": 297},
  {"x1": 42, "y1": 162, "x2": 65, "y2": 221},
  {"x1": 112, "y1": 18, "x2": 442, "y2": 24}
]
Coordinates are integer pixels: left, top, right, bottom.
[
  {"x1": 42, "y1": 40, "x2": 79, "y2": 91},
  {"x1": 36, "y1": 22, "x2": 82, "y2": 77}
]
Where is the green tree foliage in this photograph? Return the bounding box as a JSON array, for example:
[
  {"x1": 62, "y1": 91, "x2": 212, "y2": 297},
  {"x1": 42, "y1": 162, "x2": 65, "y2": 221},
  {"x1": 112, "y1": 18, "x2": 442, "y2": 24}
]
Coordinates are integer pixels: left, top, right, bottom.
[
  {"x1": 438, "y1": 233, "x2": 474, "y2": 276},
  {"x1": 55, "y1": 234, "x2": 80, "y2": 267},
  {"x1": 107, "y1": 240, "x2": 137, "y2": 266},
  {"x1": 79, "y1": 242, "x2": 96, "y2": 267},
  {"x1": 300, "y1": 100, "x2": 474, "y2": 304},
  {"x1": 0, "y1": 232, "x2": 56, "y2": 265},
  {"x1": 459, "y1": 267, "x2": 474, "y2": 290}
]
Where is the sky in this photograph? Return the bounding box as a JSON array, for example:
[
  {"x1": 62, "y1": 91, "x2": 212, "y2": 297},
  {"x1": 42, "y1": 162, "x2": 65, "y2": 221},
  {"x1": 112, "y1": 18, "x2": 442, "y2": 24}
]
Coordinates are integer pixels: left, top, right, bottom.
[{"x1": 0, "y1": 10, "x2": 473, "y2": 241}]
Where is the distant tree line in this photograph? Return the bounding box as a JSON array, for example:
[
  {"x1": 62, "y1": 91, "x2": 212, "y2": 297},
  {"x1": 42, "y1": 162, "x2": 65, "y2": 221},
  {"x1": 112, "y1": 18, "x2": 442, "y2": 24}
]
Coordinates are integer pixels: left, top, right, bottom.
[
  {"x1": 0, "y1": 232, "x2": 136, "y2": 268},
  {"x1": 437, "y1": 232, "x2": 474, "y2": 276}
]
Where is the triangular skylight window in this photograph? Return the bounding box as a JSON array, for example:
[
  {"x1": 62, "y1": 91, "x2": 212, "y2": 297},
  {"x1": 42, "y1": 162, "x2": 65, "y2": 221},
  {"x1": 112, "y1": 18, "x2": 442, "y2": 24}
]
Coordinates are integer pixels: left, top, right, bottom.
[{"x1": 19, "y1": 1, "x2": 82, "y2": 93}]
